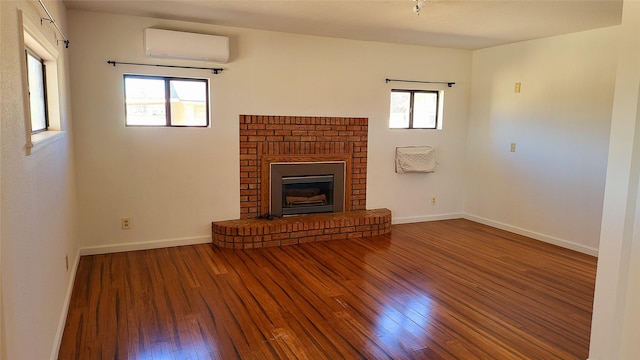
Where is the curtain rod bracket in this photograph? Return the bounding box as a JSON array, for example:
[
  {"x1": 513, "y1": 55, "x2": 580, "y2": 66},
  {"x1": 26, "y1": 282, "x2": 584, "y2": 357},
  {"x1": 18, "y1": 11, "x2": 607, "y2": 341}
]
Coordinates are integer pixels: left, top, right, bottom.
[
  {"x1": 386, "y1": 78, "x2": 455, "y2": 87},
  {"x1": 37, "y1": 0, "x2": 70, "y2": 48}
]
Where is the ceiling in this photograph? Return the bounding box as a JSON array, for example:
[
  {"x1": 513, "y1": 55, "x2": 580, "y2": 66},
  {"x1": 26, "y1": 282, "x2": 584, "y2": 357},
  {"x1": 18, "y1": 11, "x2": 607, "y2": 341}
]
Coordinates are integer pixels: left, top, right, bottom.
[{"x1": 63, "y1": 0, "x2": 623, "y2": 49}]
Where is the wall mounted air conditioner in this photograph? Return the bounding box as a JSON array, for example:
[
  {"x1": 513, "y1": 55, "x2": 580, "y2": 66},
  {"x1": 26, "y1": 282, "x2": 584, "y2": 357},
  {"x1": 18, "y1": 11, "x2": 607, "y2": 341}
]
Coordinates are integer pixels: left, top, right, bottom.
[{"x1": 144, "y1": 28, "x2": 229, "y2": 63}]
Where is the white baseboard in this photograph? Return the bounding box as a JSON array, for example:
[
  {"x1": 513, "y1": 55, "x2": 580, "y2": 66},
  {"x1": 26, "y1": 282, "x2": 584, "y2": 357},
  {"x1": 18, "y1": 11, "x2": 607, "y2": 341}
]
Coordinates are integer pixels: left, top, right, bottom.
[
  {"x1": 79, "y1": 235, "x2": 212, "y2": 256},
  {"x1": 392, "y1": 213, "x2": 463, "y2": 225},
  {"x1": 463, "y1": 213, "x2": 599, "y2": 256},
  {"x1": 50, "y1": 248, "x2": 81, "y2": 360}
]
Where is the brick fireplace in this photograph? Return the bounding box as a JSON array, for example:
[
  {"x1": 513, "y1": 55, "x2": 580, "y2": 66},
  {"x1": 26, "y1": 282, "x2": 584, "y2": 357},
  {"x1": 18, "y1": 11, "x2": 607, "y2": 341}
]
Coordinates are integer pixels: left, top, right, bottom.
[
  {"x1": 211, "y1": 115, "x2": 391, "y2": 248},
  {"x1": 239, "y1": 115, "x2": 368, "y2": 218}
]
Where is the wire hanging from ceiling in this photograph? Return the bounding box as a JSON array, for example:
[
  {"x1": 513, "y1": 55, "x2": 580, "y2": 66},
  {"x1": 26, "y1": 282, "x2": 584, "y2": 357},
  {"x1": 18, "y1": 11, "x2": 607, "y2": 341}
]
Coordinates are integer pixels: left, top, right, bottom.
[
  {"x1": 37, "y1": 0, "x2": 69, "y2": 48},
  {"x1": 413, "y1": 0, "x2": 426, "y2": 15}
]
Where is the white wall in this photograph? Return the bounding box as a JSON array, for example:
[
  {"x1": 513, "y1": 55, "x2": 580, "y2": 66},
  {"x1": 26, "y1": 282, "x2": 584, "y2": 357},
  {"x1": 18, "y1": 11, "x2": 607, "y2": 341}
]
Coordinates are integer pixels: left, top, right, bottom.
[
  {"x1": 589, "y1": 0, "x2": 640, "y2": 358},
  {"x1": 68, "y1": 10, "x2": 471, "y2": 252},
  {"x1": 0, "y1": 1, "x2": 4, "y2": 356},
  {"x1": 0, "y1": 1, "x2": 80, "y2": 359},
  {"x1": 465, "y1": 27, "x2": 619, "y2": 255}
]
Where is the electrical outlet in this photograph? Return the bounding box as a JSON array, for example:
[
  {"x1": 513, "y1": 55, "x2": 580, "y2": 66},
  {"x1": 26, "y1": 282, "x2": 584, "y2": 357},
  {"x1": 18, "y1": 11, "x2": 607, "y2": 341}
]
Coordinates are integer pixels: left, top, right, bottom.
[
  {"x1": 515, "y1": 82, "x2": 521, "y2": 93},
  {"x1": 122, "y1": 217, "x2": 132, "y2": 230},
  {"x1": 431, "y1": 196, "x2": 437, "y2": 205},
  {"x1": 510, "y1": 143, "x2": 516, "y2": 152}
]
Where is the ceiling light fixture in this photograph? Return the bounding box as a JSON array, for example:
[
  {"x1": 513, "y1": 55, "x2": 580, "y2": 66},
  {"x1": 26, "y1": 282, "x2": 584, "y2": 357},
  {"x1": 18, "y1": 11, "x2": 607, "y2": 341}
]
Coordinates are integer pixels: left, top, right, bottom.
[{"x1": 413, "y1": 0, "x2": 425, "y2": 15}]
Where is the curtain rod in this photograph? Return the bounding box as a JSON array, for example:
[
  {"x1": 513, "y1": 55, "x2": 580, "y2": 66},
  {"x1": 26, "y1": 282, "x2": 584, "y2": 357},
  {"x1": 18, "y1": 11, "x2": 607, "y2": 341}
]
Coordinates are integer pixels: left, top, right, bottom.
[
  {"x1": 107, "y1": 60, "x2": 224, "y2": 74},
  {"x1": 386, "y1": 78, "x2": 455, "y2": 87},
  {"x1": 37, "y1": 0, "x2": 69, "y2": 48}
]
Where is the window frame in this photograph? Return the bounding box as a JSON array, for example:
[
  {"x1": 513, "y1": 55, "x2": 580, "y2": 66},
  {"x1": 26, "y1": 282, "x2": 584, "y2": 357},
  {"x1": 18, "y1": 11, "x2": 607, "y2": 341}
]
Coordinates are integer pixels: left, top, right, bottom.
[
  {"x1": 389, "y1": 89, "x2": 441, "y2": 130},
  {"x1": 20, "y1": 10, "x2": 64, "y2": 155},
  {"x1": 123, "y1": 74, "x2": 210, "y2": 128},
  {"x1": 25, "y1": 48, "x2": 50, "y2": 134}
]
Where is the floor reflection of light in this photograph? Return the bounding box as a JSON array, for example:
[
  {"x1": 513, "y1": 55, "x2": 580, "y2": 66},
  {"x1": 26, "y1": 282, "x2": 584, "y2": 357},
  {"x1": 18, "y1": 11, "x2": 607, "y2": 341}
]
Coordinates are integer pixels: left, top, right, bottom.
[
  {"x1": 131, "y1": 351, "x2": 155, "y2": 360},
  {"x1": 375, "y1": 292, "x2": 435, "y2": 343},
  {"x1": 132, "y1": 342, "x2": 212, "y2": 360},
  {"x1": 378, "y1": 313, "x2": 402, "y2": 334},
  {"x1": 404, "y1": 295, "x2": 433, "y2": 329}
]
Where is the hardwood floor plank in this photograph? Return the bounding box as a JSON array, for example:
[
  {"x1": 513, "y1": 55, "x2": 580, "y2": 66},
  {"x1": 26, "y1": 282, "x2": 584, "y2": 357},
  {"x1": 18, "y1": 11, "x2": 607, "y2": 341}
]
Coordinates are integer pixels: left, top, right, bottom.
[{"x1": 59, "y1": 219, "x2": 597, "y2": 359}]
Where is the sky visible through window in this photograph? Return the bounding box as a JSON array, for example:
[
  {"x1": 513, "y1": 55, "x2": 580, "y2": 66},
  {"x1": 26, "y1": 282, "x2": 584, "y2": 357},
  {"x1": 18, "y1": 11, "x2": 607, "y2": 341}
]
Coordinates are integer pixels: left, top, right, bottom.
[{"x1": 27, "y1": 52, "x2": 48, "y2": 132}]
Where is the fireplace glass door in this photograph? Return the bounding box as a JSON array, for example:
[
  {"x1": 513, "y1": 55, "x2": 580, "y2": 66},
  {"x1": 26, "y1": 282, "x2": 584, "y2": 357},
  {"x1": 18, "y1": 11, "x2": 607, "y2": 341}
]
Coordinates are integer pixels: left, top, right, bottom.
[
  {"x1": 282, "y1": 175, "x2": 334, "y2": 215},
  {"x1": 270, "y1": 161, "x2": 345, "y2": 217}
]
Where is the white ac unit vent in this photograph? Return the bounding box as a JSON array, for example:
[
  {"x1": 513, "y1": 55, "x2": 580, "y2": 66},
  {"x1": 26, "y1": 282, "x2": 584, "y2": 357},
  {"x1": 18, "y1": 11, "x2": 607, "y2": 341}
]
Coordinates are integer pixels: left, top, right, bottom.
[{"x1": 144, "y1": 28, "x2": 229, "y2": 63}]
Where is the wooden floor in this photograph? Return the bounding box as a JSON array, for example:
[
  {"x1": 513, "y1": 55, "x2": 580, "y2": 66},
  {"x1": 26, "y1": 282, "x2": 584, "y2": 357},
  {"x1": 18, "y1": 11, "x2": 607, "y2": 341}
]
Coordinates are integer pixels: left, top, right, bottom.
[{"x1": 58, "y1": 219, "x2": 597, "y2": 359}]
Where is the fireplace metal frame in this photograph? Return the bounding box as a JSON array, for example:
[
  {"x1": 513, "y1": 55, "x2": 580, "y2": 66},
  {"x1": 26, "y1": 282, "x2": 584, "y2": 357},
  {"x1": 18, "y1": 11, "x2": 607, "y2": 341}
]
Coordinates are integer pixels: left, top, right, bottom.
[{"x1": 260, "y1": 154, "x2": 353, "y2": 218}]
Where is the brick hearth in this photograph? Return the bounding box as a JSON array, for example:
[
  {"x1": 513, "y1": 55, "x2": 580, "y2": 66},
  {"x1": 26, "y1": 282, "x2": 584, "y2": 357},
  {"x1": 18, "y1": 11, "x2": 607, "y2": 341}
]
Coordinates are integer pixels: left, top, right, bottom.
[
  {"x1": 212, "y1": 209, "x2": 391, "y2": 249},
  {"x1": 212, "y1": 115, "x2": 391, "y2": 248}
]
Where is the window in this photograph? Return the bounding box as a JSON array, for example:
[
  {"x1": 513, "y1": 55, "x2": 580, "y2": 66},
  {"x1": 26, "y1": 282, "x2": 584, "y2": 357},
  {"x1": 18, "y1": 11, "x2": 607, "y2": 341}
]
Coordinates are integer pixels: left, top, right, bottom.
[
  {"x1": 389, "y1": 89, "x2": 442, "y2": 129},
  {"x1": 25, "y1": 50, "x2": 48, "y2": 133},
  {"x1": 22, "y1": 11, "x2": 63, "y2": 155},
  {"x1": 124, "y1": 75, "x2": 209, "y2": 127}
]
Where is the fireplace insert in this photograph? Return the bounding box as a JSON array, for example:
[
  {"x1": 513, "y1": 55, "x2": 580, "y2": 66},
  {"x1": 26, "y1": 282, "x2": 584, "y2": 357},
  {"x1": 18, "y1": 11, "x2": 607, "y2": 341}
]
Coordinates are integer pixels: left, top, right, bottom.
[
  {"x1": 282, "y1": 175, "x2": 334, "y2": 215},
  {"x1": 270, "y1": 162, "x2": 345, "y2": 217}
]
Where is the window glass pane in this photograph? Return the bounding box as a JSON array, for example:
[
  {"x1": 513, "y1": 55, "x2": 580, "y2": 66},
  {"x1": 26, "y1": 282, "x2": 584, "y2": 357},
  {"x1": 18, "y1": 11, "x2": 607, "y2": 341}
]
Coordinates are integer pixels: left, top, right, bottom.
[
  {"x1": 124, "y1": 77, "x2": 166, "y2": 126},
  {"x1": 169, "y1": 80, "x2": 208, "y2": 126},
  {"x1": 413, "y1": 92, "x2": 438, "y2": 128},
  {"x1": 27, "y1": 52, "x2": 47, "y2": 132},
  {"x1": 389, "y1": 91, "x2": 410, "y2": 128}
]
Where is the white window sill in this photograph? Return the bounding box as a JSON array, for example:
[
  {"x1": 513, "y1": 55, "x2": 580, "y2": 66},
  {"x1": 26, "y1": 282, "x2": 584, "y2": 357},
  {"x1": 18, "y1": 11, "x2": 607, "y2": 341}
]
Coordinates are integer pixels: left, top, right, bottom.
[{"x1": 27, "y1": 130, "x2": 65, "y2": 155}]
